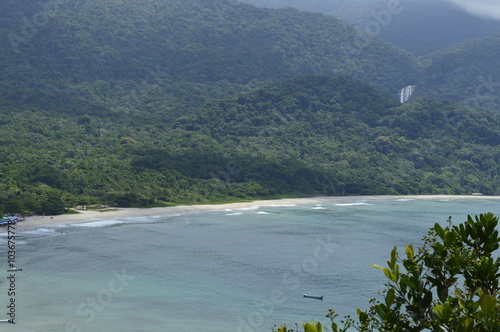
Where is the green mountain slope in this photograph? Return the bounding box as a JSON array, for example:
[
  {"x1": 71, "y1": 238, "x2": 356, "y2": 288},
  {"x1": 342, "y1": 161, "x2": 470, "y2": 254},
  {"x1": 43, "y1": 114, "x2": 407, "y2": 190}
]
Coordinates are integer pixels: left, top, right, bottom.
[
  {"x1": 2, "y1": 75, "x2": 499, "y2": 214},
  {"x1": 173, "y1": 75, "x2": 500, "y2": 195},
  {"x1": 419, "y1": 33, "x2": 500, "y2": 110},
  {"x1": 0, "y1": 0, "x2": 419, "y2": 119}
]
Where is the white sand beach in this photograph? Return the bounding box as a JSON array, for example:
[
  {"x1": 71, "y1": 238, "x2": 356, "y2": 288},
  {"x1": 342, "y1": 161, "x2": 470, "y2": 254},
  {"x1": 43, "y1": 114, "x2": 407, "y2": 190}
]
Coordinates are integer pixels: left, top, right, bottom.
[{"x1": 14, "y1": 195, "x2": 500, "y2": 231}]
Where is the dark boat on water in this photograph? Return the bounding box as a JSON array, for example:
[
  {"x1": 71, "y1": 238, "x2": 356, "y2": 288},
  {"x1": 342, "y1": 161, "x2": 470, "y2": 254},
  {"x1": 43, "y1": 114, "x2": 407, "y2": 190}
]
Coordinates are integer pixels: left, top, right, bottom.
[{"x1": 303, "y1": 294, "x2": 323, "y2": 300}]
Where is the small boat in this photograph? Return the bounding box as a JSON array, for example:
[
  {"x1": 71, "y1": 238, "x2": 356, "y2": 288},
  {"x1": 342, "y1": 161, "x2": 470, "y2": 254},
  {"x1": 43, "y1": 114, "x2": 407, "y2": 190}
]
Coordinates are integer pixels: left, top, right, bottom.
[{"x1": 303, "y1": 294, "x2": 323, "y2": 300}]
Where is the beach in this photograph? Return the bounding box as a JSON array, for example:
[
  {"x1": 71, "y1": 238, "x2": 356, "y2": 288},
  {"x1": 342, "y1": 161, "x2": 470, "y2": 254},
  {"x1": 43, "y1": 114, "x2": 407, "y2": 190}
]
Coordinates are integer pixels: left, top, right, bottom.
[{"x1": 15, "y1": 195, "x2": 500, "y2": 231}]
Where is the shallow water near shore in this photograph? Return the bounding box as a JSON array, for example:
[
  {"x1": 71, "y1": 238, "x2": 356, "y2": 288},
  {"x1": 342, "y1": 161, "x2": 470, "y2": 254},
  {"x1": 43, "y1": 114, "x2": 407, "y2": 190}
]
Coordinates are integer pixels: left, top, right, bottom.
[{"x1": 2, "y1": 198, "x2": 500, "y2": 331}]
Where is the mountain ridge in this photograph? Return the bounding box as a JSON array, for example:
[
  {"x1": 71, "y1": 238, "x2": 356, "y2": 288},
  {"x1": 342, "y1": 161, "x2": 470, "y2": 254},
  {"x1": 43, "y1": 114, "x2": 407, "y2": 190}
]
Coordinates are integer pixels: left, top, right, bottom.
[
  {"x1": 419, "y1": 32, "x2": 500, "y2": 109},
  {"x1": 241, "y1": 0, "x2": 500, "y2": 55}
]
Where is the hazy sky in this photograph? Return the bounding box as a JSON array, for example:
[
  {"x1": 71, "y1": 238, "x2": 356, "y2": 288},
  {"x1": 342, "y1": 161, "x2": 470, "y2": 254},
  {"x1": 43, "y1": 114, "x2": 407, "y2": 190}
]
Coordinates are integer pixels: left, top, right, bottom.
[{"x1": 447, "y1": 0, "x2": 500, "y2": 20}]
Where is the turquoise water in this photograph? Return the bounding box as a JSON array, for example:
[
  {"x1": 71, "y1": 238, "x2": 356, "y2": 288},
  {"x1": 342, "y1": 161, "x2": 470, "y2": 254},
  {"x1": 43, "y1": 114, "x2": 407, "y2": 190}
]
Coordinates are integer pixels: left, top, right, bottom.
[{"x1": 2, "y1": 198, "x2": 500, "y2": 332}]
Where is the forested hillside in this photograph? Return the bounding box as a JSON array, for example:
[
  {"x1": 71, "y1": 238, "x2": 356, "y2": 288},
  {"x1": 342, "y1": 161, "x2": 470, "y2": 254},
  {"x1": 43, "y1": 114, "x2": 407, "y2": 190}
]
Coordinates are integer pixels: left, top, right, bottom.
[
  {"x1": 174, "y1": 75, "x2": 500, "y2": 195},
  {"x1": 1, "y1": 75, "x2": 499, "y2": 215},
  {"x1": 0, "y1": 0, "x2": 419, "y2": 118},
  {"x1": 419, "y1": 33, "x2": 500, "y2": 110},
  {"x1": 1, "y1": 0, "x2": 500, "y2": 215}
]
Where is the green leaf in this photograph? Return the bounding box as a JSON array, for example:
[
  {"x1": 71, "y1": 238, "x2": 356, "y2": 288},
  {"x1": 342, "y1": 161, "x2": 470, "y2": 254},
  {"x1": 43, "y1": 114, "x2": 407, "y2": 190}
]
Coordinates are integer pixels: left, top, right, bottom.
[
  {"x1": 405, "y1": 244, "x2": 414, "y2": 258},
  {"x1": 386, "y1": 288, "x2": 396, "y2": 307},
  {"x1": 303, "y1": 322, "x2": 315, "y2": 332},
  {"x1": 369, "y1": 264, "x2": 385, "y2": 271},
  {"x1": 480, "y1": 294, "x2": 497, "y2": 314},
  {"x1": 434, "y1": 223, "x2": 445, "y2": 239},
  {"x1": 369, "y1": 264, "x2": 390, "y2": 278},
  {"x1": 376, "y1": 304, "x2": 387, "y2": 320},
  {"x1": 422, "y1": 291, "x2": 433, "y2": 308},
  {"x1": 389, "y1": 247, "x2": 398, "y2": 269},
  {"x1": 303, "y1": 320, "x2": 321, "y2": 332},
  {"x1": 464, "y1": 317, "x2": 474, "y2": 330},
  {"x1": 442, "y1": 304, "x2": 452, "y2": 322},
  {"x1": 434, "y1": 303, "x2": 452, "y2": 322},
  {"x1": 357, "y1": 308, "x2": 369, "y2": 322},
  {"x1": 369, "y1": 264, "x2": 397, "y2": 282}
]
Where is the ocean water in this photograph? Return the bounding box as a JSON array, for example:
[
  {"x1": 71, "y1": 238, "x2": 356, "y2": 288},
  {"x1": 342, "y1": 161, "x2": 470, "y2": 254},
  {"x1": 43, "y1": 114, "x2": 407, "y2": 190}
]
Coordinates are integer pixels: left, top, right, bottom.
[{"x1": 2, "y1": 198, "x2": 500, "y2": 332}]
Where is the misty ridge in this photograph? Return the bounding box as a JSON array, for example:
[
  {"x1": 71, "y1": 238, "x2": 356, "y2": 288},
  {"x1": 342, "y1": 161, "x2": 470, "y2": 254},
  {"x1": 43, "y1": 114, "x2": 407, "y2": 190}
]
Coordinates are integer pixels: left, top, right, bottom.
[{"x1": 242, "y1": 0, "x2": 500, "y2": 54}]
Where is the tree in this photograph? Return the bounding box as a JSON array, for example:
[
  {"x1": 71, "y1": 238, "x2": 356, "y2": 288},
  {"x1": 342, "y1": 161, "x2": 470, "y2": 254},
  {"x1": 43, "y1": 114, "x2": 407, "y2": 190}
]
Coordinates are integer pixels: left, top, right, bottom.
[
  {"x1": 276, "y1": 213, "x2": 500, "y2": 331},
  {"x1": 3, "y1": 199, "x2": 24, "y2": 215},
  {"x1": 40, "y1": 192, "x2": 67, "y2": 215}
]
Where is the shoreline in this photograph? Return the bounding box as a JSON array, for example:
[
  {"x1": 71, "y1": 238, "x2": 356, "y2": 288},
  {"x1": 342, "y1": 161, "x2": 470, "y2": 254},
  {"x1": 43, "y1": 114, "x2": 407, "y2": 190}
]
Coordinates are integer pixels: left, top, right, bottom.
[{"x1": 13, "y1": 195, "x2": 500, "y2": 231}]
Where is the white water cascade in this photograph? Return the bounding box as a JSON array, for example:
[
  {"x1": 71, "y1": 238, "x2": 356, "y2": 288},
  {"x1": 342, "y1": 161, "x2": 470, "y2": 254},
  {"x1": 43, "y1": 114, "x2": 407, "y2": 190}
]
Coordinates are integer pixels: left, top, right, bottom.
[{"x1": 399, "y1": 85, "x2": 416, "y2": 103}]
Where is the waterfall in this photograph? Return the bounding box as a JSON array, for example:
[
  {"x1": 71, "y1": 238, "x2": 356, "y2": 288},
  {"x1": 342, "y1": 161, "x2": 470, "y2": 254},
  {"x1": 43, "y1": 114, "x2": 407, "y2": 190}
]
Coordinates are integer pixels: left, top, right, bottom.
[{"x1": 399, "y1": 85, "x2": 416, "y2": 103}]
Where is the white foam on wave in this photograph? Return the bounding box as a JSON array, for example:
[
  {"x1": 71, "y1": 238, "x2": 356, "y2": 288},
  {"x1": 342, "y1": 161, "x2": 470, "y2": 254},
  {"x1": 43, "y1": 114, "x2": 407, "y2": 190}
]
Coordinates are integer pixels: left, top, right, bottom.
[
  {"x1": 396, "y1": 198, "x2": 414, "y2": 202},
  {"x1": 0, "y1": 227, "x2": 57, "y2": 240},
  {"x1": 256, "y1": 211, "x2": 270, "y2": 215},
  {"x1": 71, "y1": 213, "x2": 175, "y2": 228},
  {"x1": 226, "y1": 212, "x2": 243, "y2": 216},
  {"x1": 312, "y1": 206, "x2": 326, "y2": 210},
  {"x1": 0, "y1": 239, "x2": 28, "y2": 245},
  {"x1": 236, "y1": 206, "x2": 261, "y2": 211},
  {"x1": 72, "y1": 219, "x2": 127, "y2": 228},
  {"x1": 235, "y1": 204, "x2": 296, "y2": 211},
  {"x1": 20, "y1": 228, "x2": 56, "y2": 236},
  {"x1": 335, "y1": 202, "x2": 373, "y2": 206}
]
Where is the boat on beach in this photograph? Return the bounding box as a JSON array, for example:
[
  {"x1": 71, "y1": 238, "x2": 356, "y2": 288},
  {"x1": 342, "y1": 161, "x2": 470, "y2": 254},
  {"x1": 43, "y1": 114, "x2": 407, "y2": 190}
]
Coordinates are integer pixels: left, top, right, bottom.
[
  {"x1": 303, "y1": 294, "x2": 323, "y2": 300},
  {"x1": 0, "y1": 216, "x2": 22, "y2": 226}
]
